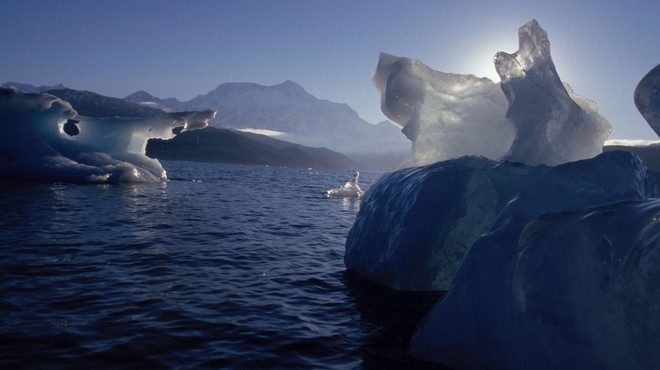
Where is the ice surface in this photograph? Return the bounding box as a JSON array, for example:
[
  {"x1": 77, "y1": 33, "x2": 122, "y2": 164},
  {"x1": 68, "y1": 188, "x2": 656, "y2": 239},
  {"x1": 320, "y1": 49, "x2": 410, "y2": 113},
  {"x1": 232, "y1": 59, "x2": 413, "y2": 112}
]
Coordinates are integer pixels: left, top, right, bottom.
[
  {"x1": 373, "y1": 19, "x2": 611, "y2": 167},
  {"x1": 508, "y1": 200, "x2": 660, "y2": 369},
  {"x1": 635, "y1": 64, "x2": 660, "y2": 137},
  {"x1": 344, "y1": 156, "x2": 549, "y2": 291},
  {"x1": 0, "y1": 86, "x2": 214, "y2": 183},
  {"x1": 373, "y1": 53, "x2": 514, "y2": 167},
  {"x1": 408, "y1": 151, "x2": 656, "y2": 369}
]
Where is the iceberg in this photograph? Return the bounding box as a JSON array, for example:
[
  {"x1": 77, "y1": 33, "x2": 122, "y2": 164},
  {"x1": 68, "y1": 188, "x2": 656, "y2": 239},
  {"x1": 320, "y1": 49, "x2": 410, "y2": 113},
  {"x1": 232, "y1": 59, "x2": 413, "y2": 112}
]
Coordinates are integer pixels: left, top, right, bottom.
[
  {"x1": 350, "y1": 18, "x2": 622, "y2": 292},
  {"x1": 373, "y1": 19, "x2": 611, "y2": 167},
  {"x1": 347, "y1": 19, "x2": 660, "y2": 369},
  {"x1": 634, "y1": 64, "x2": 660, "y2": 137},
  {"x1": 325, "y1": 171, "x2": 364, "y2": 198},
  {"x1": 0, "y1": 86, "x2": 215, "y2": 183}
]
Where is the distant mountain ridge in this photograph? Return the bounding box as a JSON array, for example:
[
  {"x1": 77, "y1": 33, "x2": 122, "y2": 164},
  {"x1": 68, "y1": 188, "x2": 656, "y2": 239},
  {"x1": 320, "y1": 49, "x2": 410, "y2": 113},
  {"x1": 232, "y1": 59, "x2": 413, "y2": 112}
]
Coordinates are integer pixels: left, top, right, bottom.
[
  {"x1": 125, "y1": 80, "x2": 410, "y2": 156},
  {"x1": 124, "y1": 90, "x2": 184, "y2": 112},
  {"x1": 147, "y1": 126, "x2": 361, "y2": 170}
]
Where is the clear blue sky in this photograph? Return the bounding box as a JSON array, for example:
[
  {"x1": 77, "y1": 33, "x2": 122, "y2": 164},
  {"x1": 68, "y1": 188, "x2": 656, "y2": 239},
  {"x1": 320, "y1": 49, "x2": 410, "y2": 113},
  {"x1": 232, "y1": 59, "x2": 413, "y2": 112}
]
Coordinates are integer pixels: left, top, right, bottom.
[{"x1": 1, "y1": 0, "x2": 658, "y2": 139}]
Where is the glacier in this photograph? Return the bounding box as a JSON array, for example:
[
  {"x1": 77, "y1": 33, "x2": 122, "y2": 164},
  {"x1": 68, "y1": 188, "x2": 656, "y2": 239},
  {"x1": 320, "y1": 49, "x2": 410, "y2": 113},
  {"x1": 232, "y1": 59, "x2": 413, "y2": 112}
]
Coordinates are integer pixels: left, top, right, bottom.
[
  {"x1": 0, "y1": 86, "x2": 215, "y2": 183},
  {"x1": 347, "y1": 19, "x2": 660, "y2": 369}
]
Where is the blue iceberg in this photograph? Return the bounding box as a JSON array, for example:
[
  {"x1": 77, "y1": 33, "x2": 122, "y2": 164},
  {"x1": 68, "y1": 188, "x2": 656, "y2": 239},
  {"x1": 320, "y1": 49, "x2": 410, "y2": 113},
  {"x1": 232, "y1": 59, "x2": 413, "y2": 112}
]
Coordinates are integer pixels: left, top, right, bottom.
[{"x1": 347, "y1": 19, "x2": 660, "y2": 369}]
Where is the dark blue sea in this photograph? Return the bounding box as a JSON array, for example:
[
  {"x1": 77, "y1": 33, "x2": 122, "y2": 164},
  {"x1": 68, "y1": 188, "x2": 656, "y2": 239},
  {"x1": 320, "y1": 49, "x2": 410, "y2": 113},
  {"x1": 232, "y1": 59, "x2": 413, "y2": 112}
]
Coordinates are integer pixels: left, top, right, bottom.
[{"x1": 0, "y1": 161, "x2": 442, "y2": 369}]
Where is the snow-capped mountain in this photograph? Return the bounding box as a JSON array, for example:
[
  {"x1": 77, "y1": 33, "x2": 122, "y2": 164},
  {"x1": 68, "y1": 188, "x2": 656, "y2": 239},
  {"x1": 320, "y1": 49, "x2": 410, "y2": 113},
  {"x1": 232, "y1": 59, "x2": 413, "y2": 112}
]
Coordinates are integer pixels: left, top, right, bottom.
[
  {"x1": 124, "y1": 90, "x2": 185, "y2": 112},
  {"x1": 126, "y1": 81, "x2": 409, "y2": 156}
]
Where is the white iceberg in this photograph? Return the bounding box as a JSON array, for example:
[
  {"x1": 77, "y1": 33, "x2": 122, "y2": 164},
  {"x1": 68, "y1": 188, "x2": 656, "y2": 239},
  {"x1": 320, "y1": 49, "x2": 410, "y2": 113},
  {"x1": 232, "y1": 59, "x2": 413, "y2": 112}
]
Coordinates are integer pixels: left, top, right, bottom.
[
  {"x1": 0, "y1": 86, "x2": 215, "y2": 183},
  {"x1": 325, "y1": 171, "x2": 364, "y2": 198},
  {"x1": 373, "y1": 54, "x2": 514, "y2": 167},
  {"x1": 373, "y1": 19, "x2": 611, "y2": 168}
]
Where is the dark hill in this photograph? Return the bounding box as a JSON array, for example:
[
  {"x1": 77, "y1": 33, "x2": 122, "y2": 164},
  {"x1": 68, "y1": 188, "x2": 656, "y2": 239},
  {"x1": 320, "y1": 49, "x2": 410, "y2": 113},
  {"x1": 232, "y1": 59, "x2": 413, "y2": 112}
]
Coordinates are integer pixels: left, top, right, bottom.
[{"x1": 146, "y1": 127, "x2": 362, "y2": 170}]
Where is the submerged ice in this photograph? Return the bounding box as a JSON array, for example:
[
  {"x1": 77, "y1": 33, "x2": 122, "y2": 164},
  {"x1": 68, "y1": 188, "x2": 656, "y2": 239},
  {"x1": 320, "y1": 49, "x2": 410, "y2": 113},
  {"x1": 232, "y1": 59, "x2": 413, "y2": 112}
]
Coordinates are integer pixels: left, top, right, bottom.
[
  {"x1": 348, "y1": 19, "x2": 660, "y2": 369},
  {"x1": 0, "y1": 86, "x2": 215, "y2": 183}
]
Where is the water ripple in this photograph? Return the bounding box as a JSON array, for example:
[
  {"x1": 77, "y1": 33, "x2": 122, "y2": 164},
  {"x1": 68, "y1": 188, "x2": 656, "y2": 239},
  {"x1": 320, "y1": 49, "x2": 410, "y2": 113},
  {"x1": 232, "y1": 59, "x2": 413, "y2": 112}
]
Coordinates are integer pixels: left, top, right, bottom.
[{"x1": 0, "y1": 163, "x2": 442, "y2": 369}]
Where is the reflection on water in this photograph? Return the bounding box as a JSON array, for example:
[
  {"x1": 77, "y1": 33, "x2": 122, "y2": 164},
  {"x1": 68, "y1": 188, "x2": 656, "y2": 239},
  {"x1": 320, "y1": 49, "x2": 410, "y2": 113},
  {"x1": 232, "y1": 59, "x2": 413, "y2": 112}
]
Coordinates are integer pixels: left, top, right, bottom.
[{"x1": 341, "y1": 197, "x2": 362, "y2": 210}]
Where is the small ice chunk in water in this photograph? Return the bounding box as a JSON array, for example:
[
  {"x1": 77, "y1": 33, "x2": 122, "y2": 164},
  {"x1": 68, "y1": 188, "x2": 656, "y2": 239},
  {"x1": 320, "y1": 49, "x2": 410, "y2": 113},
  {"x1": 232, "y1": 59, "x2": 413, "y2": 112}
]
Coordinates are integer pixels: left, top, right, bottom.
[{"x1": 325, "y1": 171, "x2": 364, "y2": 198}]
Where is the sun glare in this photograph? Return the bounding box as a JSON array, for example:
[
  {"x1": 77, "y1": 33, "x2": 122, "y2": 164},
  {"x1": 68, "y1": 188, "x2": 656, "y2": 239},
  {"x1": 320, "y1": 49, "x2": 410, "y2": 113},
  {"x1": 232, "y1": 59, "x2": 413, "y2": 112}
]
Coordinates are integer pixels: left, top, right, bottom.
[{"x1": 460, "y1": 35, "x2": 519, "y2": 82}]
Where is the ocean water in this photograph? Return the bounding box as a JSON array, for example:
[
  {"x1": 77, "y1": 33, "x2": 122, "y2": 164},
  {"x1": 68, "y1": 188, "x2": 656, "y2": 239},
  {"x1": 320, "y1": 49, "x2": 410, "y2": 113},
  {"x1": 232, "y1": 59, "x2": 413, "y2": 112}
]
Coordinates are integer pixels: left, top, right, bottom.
[{"x1": 0, "y1": 161, "x2": 442, "y2": 369}]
